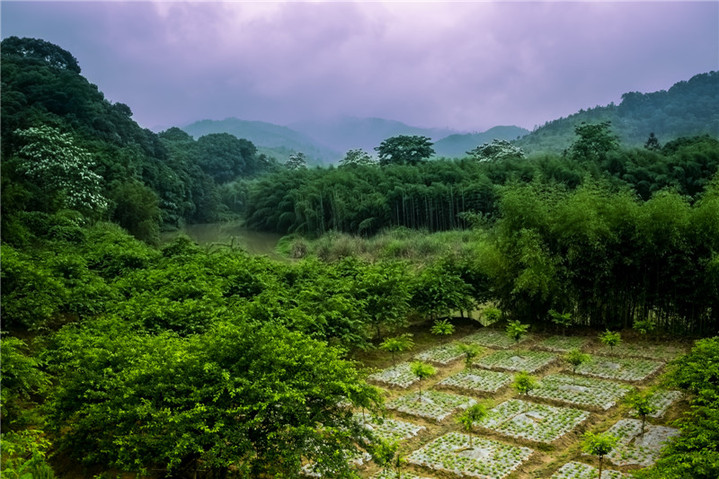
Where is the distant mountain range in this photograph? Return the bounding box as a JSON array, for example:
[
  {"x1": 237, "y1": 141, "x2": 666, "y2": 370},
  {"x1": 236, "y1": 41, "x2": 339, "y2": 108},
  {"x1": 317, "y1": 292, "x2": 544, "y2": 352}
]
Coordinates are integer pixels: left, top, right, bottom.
[{"x1": 182, "y1": 117, "x2": 528, "y2": 164}]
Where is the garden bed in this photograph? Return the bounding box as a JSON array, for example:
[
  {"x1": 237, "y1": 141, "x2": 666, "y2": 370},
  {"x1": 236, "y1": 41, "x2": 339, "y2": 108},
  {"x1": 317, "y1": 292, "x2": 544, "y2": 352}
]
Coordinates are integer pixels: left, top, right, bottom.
[
  {"x1": 368, "y1": 362, "x2": 418, "y2": 388},
  {"x1": 301, "y1": 449, "x2": 370, "y2": 477},
  {"x1": 407, "y1": 432, "x2": 534, "y2": 479},
  {"x1": 575, "y1": 356, "x2": 663, "y2": 382},
  {"x1": 603, "y1": 342, "x2": 685, "y2": 361},
  {"x1": 386, "y1": 390, "x2": 476, "y2": 422},
  {"x1": 414, "y1": 342, "x2": 467, "y2": 365},
  {"x1": 551, "y1": 461, "x2": 628, "y2": 478},
  {"x1": 354, "y1": 413, "x2": 425, "y2": 442},
  {"x1": 438, "y1": 369, "x2": 514, "y2": 394},
  {"x1": 641, "y1": 390, "x2": 683, "y2": 418},
  {"x1": 373, "y1": 472, "x2": 431, "y2": 479},
  {"x1": 476, "y1": 349, "x2": 557, "y2": 373},
  {"x1": 528, "y1": 374, "x2": 633, "y2": 410},
  {"x1": 477, "y1": 399, "x2": 590, "y2": 444},
  {"x1": 536, "y1": 336, "x2": 589, "y2": 352},
  {"x1": 461, "y1": 330, "x2": 527, "y2": 349},
  {"x1": 605, "y1": 418, "x2": 680, "y2": 467}
]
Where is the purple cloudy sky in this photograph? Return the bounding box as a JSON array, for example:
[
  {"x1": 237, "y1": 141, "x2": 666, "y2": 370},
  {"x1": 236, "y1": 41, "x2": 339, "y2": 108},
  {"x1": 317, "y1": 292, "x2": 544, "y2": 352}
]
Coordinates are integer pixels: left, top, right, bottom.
[{"x1": 2, "y1": 1, "x2": 718, "y2": 132}]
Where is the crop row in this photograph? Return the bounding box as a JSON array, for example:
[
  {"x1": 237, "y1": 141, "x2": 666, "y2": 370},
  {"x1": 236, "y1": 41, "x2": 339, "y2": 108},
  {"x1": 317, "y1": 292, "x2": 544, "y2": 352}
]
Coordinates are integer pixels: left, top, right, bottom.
[
  {"x1": 528, "y1": 374, "x2": 633, "y2": 410},
  {"x1": 439, "y1": 369, "x2": 513, "y2": 393},
  {"x1": 575, "y1": 356, "x2": 663, "y2": 382},
  {"x1": 476, "y1": 349, "x2": 557, "y2": 373}
]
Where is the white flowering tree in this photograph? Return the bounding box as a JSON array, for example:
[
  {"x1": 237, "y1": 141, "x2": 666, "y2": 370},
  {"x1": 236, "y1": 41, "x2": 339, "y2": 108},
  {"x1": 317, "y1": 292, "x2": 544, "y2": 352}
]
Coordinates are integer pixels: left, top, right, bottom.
[
  {"x1": 15, "y1": 126, "x2": 108, "y2": 218},
  {"x1": 466, "y1": 139, "x2": 525, "y2": 162}
]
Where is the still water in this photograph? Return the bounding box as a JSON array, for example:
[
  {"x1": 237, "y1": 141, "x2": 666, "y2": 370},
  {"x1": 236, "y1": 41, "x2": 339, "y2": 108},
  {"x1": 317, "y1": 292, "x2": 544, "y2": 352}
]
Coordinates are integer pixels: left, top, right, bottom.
[{"x1": 162, "y1": 222, "x2": 282, "y2": 256}]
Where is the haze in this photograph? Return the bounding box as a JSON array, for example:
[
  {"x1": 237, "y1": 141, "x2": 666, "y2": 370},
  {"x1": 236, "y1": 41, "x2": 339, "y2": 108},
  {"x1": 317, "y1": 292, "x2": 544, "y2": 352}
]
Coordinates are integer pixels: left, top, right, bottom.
[{"x1": 2, "y1": 1, "x2": 717, "y2": 132}]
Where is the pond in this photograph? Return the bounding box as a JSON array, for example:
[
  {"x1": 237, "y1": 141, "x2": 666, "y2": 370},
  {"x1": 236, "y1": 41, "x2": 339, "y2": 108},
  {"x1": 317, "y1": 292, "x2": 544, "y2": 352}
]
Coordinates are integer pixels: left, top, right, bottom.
[{"x1": 161, "y1": 221, "x2": 283, "y2": 257}]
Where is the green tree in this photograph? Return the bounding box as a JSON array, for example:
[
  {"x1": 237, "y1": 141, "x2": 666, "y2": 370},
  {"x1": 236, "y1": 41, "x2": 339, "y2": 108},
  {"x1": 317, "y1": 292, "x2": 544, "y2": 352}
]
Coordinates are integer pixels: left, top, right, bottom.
[
  {"x1": 599, "y1": 330, "x2": 621, "y2": 351},
  {"x1": 564, "y1": 348, "x2": 591, "y2": 373},
  {"x1": 633, "y1": 319, "x2": 656, "y2": 337},
  {"x1": 458, "y1": 343, "x2": 482, "y2": 369},
  {"x1": 549, "y1": 309, "x2": 574, "y2": 336},
  {"x1": 370, "y1": 439, "x2": 405, "y2": 479},
  {"x1": 513, "y1": 371, "x2": 537, "y2": 395},
  {"x1": 376, "y1": 135, "x2": 434, "y2": 166},
  {"x1": 581, "y1": 432, "x2": 619, "y2": 479},
  {"x1": 410, "y1": 361, "x2": 436, "y2": 402},
  {"x1": 456, "y1": 403, "x2": 488, "y2": 448},
  {"x1": 0, "y1": 337, "x2": 50, "y2": 429},
  {"x1": 644, "y1": 132, "x2": 661, "y2": 151},
  {"x1": 379, "y1": 334, "x2": 415, "y2": 365},
  {"x1": 430, "y1": 319, "x2": 455, "y2": 342},
  {"x1": 569, "y1": 121, "x2": 620, "y2": 162},
  {"x1": 109, "y1": 180, "x2": 161, "y2": 244},
  {"x1": 340, "y1": 148, "x2": 376, "y2": 167},
  {"x1": 506, "y1": 320, "x2": 529, "y2": 343},
  {"x1": 625, "y1": 390, "x2": 658, "y2": 436},
  {"x1": 286, "y1": 152, "x2": 308, "y2": 170},
  {"x1": 467, "y1": 139, "x2": 525, "y2": 162}
]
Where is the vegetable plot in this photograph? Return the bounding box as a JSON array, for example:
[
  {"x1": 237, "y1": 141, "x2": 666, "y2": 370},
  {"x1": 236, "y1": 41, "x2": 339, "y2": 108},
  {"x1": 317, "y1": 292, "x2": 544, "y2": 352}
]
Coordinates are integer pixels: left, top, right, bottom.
[
  {"x1": 476, "y1": 350, "x2": 557, "y2": 373},
  {"x1": 604, "y1": 419, "x2": 680, "y2": 467},
  {"x1": 354, "y1": 413, "x2": 425, "y2": 442},
  {"x1": 575, "y1": 356, "x2": 663, "y2": 382},
  {"x1": 368, "y1": 362, "x2": 419, "y2": 388},
  {"x1": 461, "y1": 330, "x2": 528, "y2": 349},
  {"x1": 439, "y1": 369, "x2": 514, "y2": 394},
  {"x1": 536, "y1": 336, "x2": 589, "y2": 352},
  {"x1": 528, "y1": 374, "x2": 633, "y2": 410},
  {"x1": 386, "y1": 390, "x2": 476, "y2": 422},
  {"x1": 551, "y1": 461, "x2": 628, "y2": 478},
  {"x1": 414, "y1": 342, "x2": 467, "y2": 365}
]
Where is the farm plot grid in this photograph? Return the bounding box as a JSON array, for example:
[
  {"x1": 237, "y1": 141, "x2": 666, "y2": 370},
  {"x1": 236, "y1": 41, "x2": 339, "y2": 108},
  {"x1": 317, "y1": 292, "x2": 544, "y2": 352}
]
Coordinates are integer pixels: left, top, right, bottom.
[
  {"x1": 477, "y1": 399, "x2": 590, "y2": 444},
  {"x1": 536, "y1": 335, "x2": 589, "y2": 352},
  {"x1": 461, "y1": 329, "x2": 528, "y2": 349},
  {"x1": 386, "y1": 390, "x2": 476, "y2": 422},
  {"x1": 439, "y1": 369, "x2": 513, "y2": 393},
  {"x1": 476, "y1": 349, "x2": 557, "y2": 373},
  {"x1": 575, "y1": 356, "x2": 663, "y2": 382},
  {"x1": 605, "y1": 418, "x2": 680, "y2": 467},
  {"x1": 354, "y1": 413, "x2": 425, "y2": 442},
  {"x1": 528, "y1": 374, "x2": 633, "y2": 410},
  {"x1": 407, "y1": 432, "x2": 534, "y2": 479},
  {"x1": 414, "y1": 342, "x2": 467, "y2": 365},
  {"x1": 551, "y1": 461, "x2": 628, "y2": 479},
  {"x1": 368, "y1": 362, "x2": 418, "y2": 388},
  {"x1": 604, "y1": 342, "x2": 685, "y2": 361}
]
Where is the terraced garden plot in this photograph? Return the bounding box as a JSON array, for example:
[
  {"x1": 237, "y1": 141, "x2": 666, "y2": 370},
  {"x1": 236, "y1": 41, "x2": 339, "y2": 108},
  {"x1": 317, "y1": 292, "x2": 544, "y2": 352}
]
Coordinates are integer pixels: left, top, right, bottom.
[
  {"x1": 639, "y1": 390, "x2": 683, "y2": 418},
  {"x1": 439, "y1": 369, "x2": 513, "y2": 393},
  {"x1": 605, "y1": 419, "x2": 680, "y2": 467},
  {"x1": 528, "y1": 374, "x2": 633, "y2": 410},
  {"x1": 368, "y1": 362, "x2": 418, "y2": 388},
  {"x1": 407, "y1": 432, "x2": 534, "y2": 479},
  {"x1": 477, "y1": 399, "x2": 590, "y2": 444},
  {"x1": 551, "y1": 461, "x2": 628, "y2": 479},
  {"x1": 605, "y1": 342, "x2": 685, "y2": 361},
  {"x1": 536, "y1": 335, "x2": 589, "y2": 352},
  {"x1": 354, "y1": 413, "x2": 425, "y2": 442},
  {"x1": 476, "y1": 349, "x2": 557, "y2": 373},
  {"x1": 461, "y1": 330, "x2": 527, "y2": 349},
  {"x1": 386, "y1": 390, "x2": 476, "y2": 422},
  {"x1": 414, "y1": 342, "x2": 466, "y2": 365},
  {"x1": 575, "y1": 356, "x2": 663, "y2": 382},
  {"x1": 373, "y1": 472, "x2": 431, "y2": 479}
]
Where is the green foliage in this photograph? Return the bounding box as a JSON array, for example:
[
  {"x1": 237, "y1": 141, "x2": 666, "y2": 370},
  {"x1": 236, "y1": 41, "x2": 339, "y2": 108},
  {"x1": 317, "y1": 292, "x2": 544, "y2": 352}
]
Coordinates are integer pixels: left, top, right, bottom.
[
  {"x1": 109, "y1": 180, "x2": 161, "y2": 244},
  {"x1": 0, "y1": 337, "x2": 50, "y2": 429},
  {"x1": 467, "y1": 139, "x2": 525, "y2": 162},
  {"x1": 458, "y1": 343, "x2": 483, "y2": 369},
  {"x1": 482, "y1": 306, "x2": 503, "y2": 324},
  {"x1": 569, "y1": 121, "x2": 620, "y2": 162},
  {"x1": 285, "y1": 151, "x2": 308, "y2": 170},
  {"x1": 549, "y1": 309, "x2": 574, "y2": 335},
  {"x1": 370, "y1": 439, "x2": 404, "y2": 477},
  {"x1": 563, "y1": 348, "x2": 591, "y2": 373},
  {"x1": 410, "y1": 361, "x2": 437, "y2": 401},
  {"x1": 411, "y1": 264, "x2": 474, "y2": 321},
  {"x1": 456, "y1": 403, "x2": 488, "y2": 448},
  {"x1": 624, "y1": 390, "x2": 658, "y2": 435},
  {"x1": 0, "y1": 430, "x2": 56, "y2": 479},
  {"x1": 599, "y1": 330, "x2": 622, "y2": 350},
  {"x1": 376, "y1": 135, "x2": 434, "y2": 166},
  {"x1": 430, "y1": 319, "x2": 455, "y2": 339},
  {"x1": 581, "y1": 431, "x2": 619, "y2": 479},
  {"x1": 340, "y1": 148, "x2": 376, "y2": 167},
  {"x1": 379, "y1": 334, "x2": 415, "y2": 365},
  {"x1": 506, "y1": 320, "x2": 529, "y2": 343},
  {"x1": 633, "y1": 319, "x2": 656, "y2": 336},
  {"x1": 513, "y1": 371, "x2": 537, "y2": 395}
]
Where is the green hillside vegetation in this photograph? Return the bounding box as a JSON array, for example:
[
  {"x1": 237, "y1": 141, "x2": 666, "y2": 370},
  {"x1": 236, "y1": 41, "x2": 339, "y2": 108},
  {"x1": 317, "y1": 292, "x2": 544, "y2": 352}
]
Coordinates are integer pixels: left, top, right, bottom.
[
  {"x1": 2, "y1": 37, "x2": 719, "y2": 479},
  {"x1": 433, "y1": 125, "x2": 530, "y2": 157},
  {"x1": 517, "y1": 71, "x2": 719, "y2": 154}
]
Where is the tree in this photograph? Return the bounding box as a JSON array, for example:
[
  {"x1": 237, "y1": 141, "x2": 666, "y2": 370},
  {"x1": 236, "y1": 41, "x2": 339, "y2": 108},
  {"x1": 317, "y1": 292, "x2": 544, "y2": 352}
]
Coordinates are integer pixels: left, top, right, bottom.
[
  {"x1": 370, "y1": 439, "x2": 405, "y2": 479},
  {"x1": 379, "y1": 334, "x2": 415, "y2": 365},
  {"x1": 430, "y1": 319, "x2": 455, "y2": 342},
  {"x1": 482, "y1": 306, "x2": 503, "y2": 325},
  {"x1": 456, "y1": 403, "x2": 488, "y2": 448},
  {"x1": 644, "y1": 132, "x2": 661, "y2": 151},
  {"x1": 340, "y1": 149, "x2": 376, "y2": 167},
  {"x1": 467, "y1": 139, "x2": 525, "y2": 162},
  {"x1": 2, "y1": 36, "x2": 81, "y2": 73},
  {"x1": 564, "y1": 348, "x2": 591, "y2": 373},
  {"x1": 506, "y1": 320, "x2": 529, "y2": 343},
  {"x1": 410, "y1": 361, "x2": 436, "y2": 402},
  {"x1": 376, "y1": 135, "x2": 434, "y2": 166},
  {"x1": 109, "y1": 180, "x2": 162, "y2": 244},
  {"x1": 285, "y1": 152, "x2": 308, "y2": 170},
  {"x1": 513, "y1": 371, "x2": 537, "y2": 395},
  {"x1": 625, "y1": 390, "x2": 658, "y2": 436},
  {"x1": 633, "y1": 319, "x2": 656, "y2": 337},
  {"x1": 599, "y1": 330, "x2": 621, "y2": 351},
  {"x1": 458, "y1": 343, "x2": 482, "y2": 369},
  {"x1": 549, "y1": 309, "x2": 574, "y2": 336},
  {"x1": 569, "y1": 121, "x2": 619, "y2": 162},
  {"x1": 582, "y1": 432, "x2": 619, "y2": 479},
  {"x1": 0, "y1": 337, "x2": 50, "y2": 429}
]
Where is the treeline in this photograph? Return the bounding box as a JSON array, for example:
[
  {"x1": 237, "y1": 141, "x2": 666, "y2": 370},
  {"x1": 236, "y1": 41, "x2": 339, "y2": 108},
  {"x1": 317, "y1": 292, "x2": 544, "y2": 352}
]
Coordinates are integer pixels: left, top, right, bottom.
[{"x1": 1, "y1": 37, "x2": 276, "y2": 245}]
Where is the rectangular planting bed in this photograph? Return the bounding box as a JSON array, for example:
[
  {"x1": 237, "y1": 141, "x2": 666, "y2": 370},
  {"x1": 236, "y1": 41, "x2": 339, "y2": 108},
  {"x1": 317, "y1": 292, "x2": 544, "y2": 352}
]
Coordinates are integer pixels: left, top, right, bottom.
[
  {"x1": 414, "y1": 342, "x2": 467, "y2": 365},
  {"x1": 439, "y1": 369, "x2": 514, "y2": 394},
  {"x1": 461, "y1": 329, "x2": 527, "y2": 349},
  {"x1": 354, "y1": 413, "x2": 425, "y2": 442},
  {"x1": 368, "y1": 362, "x2": 418, "y2": 388},
  {"x1": 551, "y1": 461, "x2": 628, "y2": 479},
  {"x1": 575, "y1": 356, "x2": 663, "y2": 382},
  {"x1": 605, "y1": 418, "x2": 680, "y2": 467},
  {"x1": 536, "y1": 335, "x2": 589, "y2": 353},
  {"x1": 386, "y1": 390, "x2": 476, "y2": 422},
  {"x1": 603, "y1": 342, "x2": 685, "y2": 361},
  {"x1": 476, "y1": 349, "x2": 557, "y2": 373},
  {"x1": 477, "y1": 399, "x2": 590, "y2": 444},
  {"x1": 407, "y1": 432, "x2": 534, "y2": 479},
  {"x1": 528, "y1": 374, "x2": 633, "y2": 411}
]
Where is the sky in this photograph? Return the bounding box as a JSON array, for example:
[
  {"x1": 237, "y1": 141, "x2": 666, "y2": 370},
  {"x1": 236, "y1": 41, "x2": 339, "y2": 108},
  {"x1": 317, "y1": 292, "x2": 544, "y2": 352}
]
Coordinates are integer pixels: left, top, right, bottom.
[{"x1": 2, "y1": 1, "x2": 718, "y2": 132}]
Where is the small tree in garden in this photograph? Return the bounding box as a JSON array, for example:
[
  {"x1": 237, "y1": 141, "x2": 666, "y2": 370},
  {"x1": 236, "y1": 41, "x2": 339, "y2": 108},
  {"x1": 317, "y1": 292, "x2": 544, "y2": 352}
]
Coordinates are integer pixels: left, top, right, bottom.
[
  {"x1": 506, "y1": 320, "x2": 529, "y2": 343},
  {"x1": 513, "y1": 371, "x2": 537, "y2": 396},
  {"x1": 456, "y1": 403, "x2": 488, "y2": 449},
  {"x1": 430, "y1": 319, "x2": 455, "y2": 342},
  {"x1": 482, "y1": 306, "x2": 502, "y2": 325},
  {"x1": 410, "y1": 361, "x2": 436, "y2": 402},
  {"x1": 549, "y1": 309, "x2": 574, "y2": 336},
  {"x1": 581, "y1": 432, "x2": 619, "y2": 479},
  {"x1": 379, "y1": 334, "x2": 414, "y2": 365},
  {"x1": 371, "y1": 438, "x2": 405, "y2": 479},
  {"x1": 633, "y1": 319, "x2": 655, "y2": 338},
  {"x1": 458, "y1": 343, "x2": 483, "y2": 369},
  {"x1": 564, "y1": 348, "x2": 591, "y2": 373},
  {"x1": 599, "y1": 330, "x2": 621, "y2": 351},
  {"x1": 624, "y1": 390, "x2": 658, "y2": 436}
]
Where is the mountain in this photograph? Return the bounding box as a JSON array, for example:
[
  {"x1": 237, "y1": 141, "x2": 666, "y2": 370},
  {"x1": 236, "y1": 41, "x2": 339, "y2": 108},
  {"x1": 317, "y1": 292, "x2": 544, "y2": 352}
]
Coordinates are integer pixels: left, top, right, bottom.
[
  {"x1": 516, "y1": 71, "x2": 719, "y2": 154},
  {"x1": 433, "y1": 126, "x2": 530, "y2": 157},
  {"x1": 288, "y1": 116, "x2": 458, "y2": 154},
  {"x1": 183, "y1": 118, "x2": 341, "y2": 165}
]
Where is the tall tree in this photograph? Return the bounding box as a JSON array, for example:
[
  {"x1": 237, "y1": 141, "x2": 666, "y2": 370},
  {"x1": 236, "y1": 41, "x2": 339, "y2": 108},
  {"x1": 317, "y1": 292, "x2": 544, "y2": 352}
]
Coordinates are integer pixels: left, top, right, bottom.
[{"x1": 376, "y1": 135, "x2": 434, "y2": 166}]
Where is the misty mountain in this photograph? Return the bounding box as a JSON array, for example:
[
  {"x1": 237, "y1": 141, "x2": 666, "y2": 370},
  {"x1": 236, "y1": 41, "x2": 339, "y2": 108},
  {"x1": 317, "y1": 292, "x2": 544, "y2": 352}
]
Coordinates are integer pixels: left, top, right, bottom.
[
  {"x1": 516, "y1": 71, "x2": 719, "y2": 154},
  {"x1": 433, "y1": 126, "x2": 530, "y2": 157},
  {"x1": 182, "y1": 118, "x2": 341, "y2": 165},
  {"x1": 288, "y1": 117, "x2": 458, "y2": 154}
]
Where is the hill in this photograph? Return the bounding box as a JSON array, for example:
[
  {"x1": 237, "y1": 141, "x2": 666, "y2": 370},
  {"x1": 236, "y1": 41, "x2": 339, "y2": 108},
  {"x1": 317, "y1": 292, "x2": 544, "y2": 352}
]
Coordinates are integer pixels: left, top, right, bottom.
[
  {"x1": 517, "y1": 71, "x2": 719, "y2": 154},
  {"x1": 433, "y1": 125, "x2": 530, "y2": 157}
]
